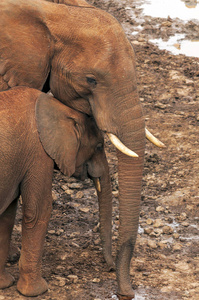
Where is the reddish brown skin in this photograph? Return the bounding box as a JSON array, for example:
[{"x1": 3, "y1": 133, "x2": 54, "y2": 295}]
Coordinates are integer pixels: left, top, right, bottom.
[
  {"x1": 0, "y1": 87, "x2": 112, "y2": 296},
  {"x1": 0, "y1": 1, "x2": 145, "y2": 297}
]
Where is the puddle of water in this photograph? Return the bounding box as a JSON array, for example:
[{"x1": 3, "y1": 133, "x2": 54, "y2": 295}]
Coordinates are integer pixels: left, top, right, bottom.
[
  {"x1": 140, "y1": 0, "x2": 199, "y2": 57},
  {"x1": 141, "y1": 0, "x2": 199, "y2": 21},
  {"x1": 150, "y1": 34, "x2": 199, "y2": 57}
]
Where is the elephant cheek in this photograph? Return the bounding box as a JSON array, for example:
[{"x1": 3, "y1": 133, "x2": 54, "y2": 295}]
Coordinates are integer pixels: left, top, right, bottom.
[{"x1": 73, "y1": 164, "x2": 87, "y2": 181}]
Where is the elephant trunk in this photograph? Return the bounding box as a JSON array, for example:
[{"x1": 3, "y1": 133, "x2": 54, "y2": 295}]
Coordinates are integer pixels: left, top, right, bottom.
[{"x1": 114, "y1": 98, "x2": 145, "y2": 298}]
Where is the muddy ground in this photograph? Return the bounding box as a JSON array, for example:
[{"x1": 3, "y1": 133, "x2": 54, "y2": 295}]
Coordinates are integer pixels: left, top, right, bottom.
[{"x1": 1, "y1": 0, "x2": 198, "y2": 299}]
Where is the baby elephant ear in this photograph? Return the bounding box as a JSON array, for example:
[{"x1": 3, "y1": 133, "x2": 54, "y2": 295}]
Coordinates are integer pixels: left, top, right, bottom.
[{"x1": 35, "y1": 93, "x2": 80, "y2": 177}]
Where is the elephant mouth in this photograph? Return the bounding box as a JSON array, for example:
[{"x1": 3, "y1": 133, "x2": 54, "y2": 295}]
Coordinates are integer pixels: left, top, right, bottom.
[{"x1": 73, "y1": 167, "x2": 101, "y2": 192}]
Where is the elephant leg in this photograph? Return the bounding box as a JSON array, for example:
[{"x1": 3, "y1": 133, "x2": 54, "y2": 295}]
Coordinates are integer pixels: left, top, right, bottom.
[
  {"x1": 0, "y1": 198, "x2": 18, "y2": 289},
  {"x1": 17, "y1": 165, "x2": 53, "y2": 297}
]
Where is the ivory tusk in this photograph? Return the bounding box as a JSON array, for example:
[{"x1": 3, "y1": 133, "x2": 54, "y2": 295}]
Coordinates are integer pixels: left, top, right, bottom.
[
  {"x1": 107, "y1": 133, "x2": 139, "y2": 157},
  {"x1": 145, "y1": 128, "x2": 166, "y2": 148},
  {"x1": 93, "y1": 178, "x2": 101, "y2": 192}
]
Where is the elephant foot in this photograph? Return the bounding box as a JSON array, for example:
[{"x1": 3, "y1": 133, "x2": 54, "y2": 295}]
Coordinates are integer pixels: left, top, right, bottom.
[
  {"x1": 0, "y1": 270, "x2": 15, "y2": 289},
  {"x1": 117, "y1": 291, "x2": 135, "y2": 300},
  {"x1": 17, "y1": 276, "x2": 48, "y2": 296}
]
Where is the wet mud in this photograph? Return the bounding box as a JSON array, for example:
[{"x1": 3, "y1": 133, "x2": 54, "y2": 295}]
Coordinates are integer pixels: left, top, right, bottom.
[{"x1": 1, "y1": 0, "x2": 198, "y2": 299}]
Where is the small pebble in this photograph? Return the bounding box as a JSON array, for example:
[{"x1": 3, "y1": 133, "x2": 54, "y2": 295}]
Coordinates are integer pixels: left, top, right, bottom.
[
  {"x1": 153, "y1": 219, "x2": 164, "y2": 228},
  {"x1": 67, "y1": 275, "x2": 78, "y2": 283},
  {"x1": 147, "y1": 240, "x2": 157, "y2": 249},
  {"x1": 163, "y1": 225, "x2": 174, "y2": 234},
  {"x1": 92, "y1": 278, "x2": 100, "y2": 283},
  {"x1": 156, "y1": 206, "x2": 165, "y2": 212}
]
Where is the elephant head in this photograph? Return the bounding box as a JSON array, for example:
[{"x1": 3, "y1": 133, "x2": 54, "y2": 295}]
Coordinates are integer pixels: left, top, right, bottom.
[{"x1": 0, "y1": 0, "x2": 145, "y2": 297}]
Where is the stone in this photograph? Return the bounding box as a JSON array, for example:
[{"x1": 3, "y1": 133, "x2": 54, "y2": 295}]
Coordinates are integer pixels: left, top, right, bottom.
[
  {"x1": 163, "y1": 225, "x2": 174, "y2": 234},
  {"x1": 92, "y1": 278, "x2": 100, "y2": 283},
  {"x1": 75, "y1": 191, "x2": 84, "y2": 198},
  {"x1": 178, "y1": 212, "x2": 187, "y2": 221},
  {"x1": 153, "y1": 219, "x2": 164, "y2": 228},
  {"x1": 146, "y1": 218, "x2": 153, "y2": 225},
  {"x1": 173, "y1": 233, "x2": 180, "y2": 239},
  {"x1": 156, "y1": 206, "x2": 165, "y2": 212},
  {"x1": 161, "y1": 21, "x2": 172, "y2": 27},
  {"x1": 67, "y1": 275, "x2": 78, "y2": 283},
  {"x1": 79, "y1": 207, "x2": 90, "y2": 213},
  {"x1": 144, "y1": 227, "x2": 153, "y2": 235},
  {"x1": 60, "y1": 253, "x2": 68, "y2": 261},
  {"x1": 181, "y1": 221, "x2": 189, "y2": 227},
  {"x1": 52, "y1": 190, "x2": 58, "y2": 201},
  {"x1": 54, "y1": 276, "x2": 66, "y2": 287},
  {"x1": 147, "y1": 240, "x2": 157, "y2": 249},
  {"x1": 173, "y1": 243, "x2": 182, "y2": 251},
  {"x1": 175, "y1": 262, "x2": 190, "y2": 273},
  {"x1": 68, "y1": 182, "x2": 83, "y2": 189},
  {"x1": 158, "y1": 241, "x2": 168, "y2": 249}
]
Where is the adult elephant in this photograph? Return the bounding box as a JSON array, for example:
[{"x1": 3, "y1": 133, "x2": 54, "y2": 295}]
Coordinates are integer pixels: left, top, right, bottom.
[{"x1": 0, "y1": 0, "x2": 160, "y2": 298}]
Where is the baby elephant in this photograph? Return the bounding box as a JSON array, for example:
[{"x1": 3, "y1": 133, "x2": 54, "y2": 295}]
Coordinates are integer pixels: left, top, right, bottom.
[{"x1": 0, "y1": 87, "x2": 109, "y2": 296}]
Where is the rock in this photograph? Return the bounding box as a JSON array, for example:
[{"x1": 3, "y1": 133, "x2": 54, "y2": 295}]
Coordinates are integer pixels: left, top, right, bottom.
[
  {"x1": 153, "y1": 219, "x2": 164, "y2": 228},
  {"x1": 48, "y1": 230, "x2": 56, "y2": 235},
  {"x1": 93, "y1": 223, "x2": 100, "y2": 233},
  {"x1": 67, "y1": 275, "x2": 78, "y2": 283},
  {"x1": 92, "y1": 278, "x2": 100, "y2": 283},
  {"x1": 54, "y1": 276, "x2": 66, "y2": 287},
  {"x1": 147, "y1": 240, "x2": 157, "y2": 249},
  {"x1": 155, "y1": 102, "x2": 167, "y2": 109},
  {"x1": 68, "y1": 182, "x2": 83, "y2": 189},
  {"x1": 173, "y1": 233, "x2": 180, "y2": 239},
  {"x1": 175, "y1": 262, "x2": 190, "y2": 273},
  {"x1": 162, "y1": 225, "x2": 174, "y2": 234},
  {"x1": 158, "y1": 241, "x2": 168, "y2": 249},
  {"x1": 75, "y1": 191, "x2": 84, "y2": 198},
  {"x1": 178, "y1": 212, "x2": 187, "y2": 221},
  {"x1": 52, "y1": 190, "x2": 58, "y2": 201},
  {"x1": 94, "y1": 238, "x2": 101, "y2": 245},
  {"x1": 173, "y1": 243, "x2": 183, "y2": 251},
  {"x1": 60, "y1": 253, "x2": 68, "y2": 261},
  {"x1": 146, "y1": 218, "x2": 153, "y2": 225},
  {"x1": 181, "y1": 221, "x2": 189, "y2": 227},
  {"x1": 151, "y1": 228, "x2": 163, "y2": 237},
  {"x1": 161, "y1": 21, "x2": 172, "y2": 27},
  {"x1": 79, "y1": 207, "x2": 90, "y2": 213},
  {"x1": 156, "y1": 206, "x2": 165, "y2": 212},
  {"x1": 144, "y1": 227, "x2": 153, "y2": 235}
]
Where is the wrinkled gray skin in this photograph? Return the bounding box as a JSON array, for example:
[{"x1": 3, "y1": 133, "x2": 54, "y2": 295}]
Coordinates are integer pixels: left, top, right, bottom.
[
  {"x1": 0, "y1": 86, "x2": 112, "y2": 296},
  {"x1": 0, "y1": 0, "x2": 145, "y2": 298}
]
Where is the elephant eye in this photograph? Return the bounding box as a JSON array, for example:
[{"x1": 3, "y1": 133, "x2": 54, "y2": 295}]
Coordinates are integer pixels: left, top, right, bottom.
[{"x1": 86, "y1": 76, "x2": 97, "y2": 87}]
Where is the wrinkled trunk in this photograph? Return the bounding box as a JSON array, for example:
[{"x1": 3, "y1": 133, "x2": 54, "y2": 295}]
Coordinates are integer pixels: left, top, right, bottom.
[{"x1": 115, "y1": 95, "x2": 145, "y2": 297}]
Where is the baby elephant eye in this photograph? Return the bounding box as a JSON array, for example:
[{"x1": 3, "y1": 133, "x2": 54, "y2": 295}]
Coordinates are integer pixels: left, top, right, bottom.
[
  {"x1": 86, "y1": 77, "x2": 97, "y2": 86},
  {"x1": 96, "y1": 143, "x2": 103, "y2": 152}
]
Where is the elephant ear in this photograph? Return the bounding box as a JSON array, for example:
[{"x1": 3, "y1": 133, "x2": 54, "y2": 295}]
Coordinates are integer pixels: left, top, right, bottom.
[
  {"x1": 35, "y1": 93, "x2": 81, "y2": 177},
  {"x1": 0, "y1": 3, "x2": 53, "y2": 90}
]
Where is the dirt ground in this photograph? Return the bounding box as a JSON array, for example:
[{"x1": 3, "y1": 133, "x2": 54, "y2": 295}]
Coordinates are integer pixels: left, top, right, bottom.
[{"x1": 1, "y1": 0, "x2": 198, "y2": 299}]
